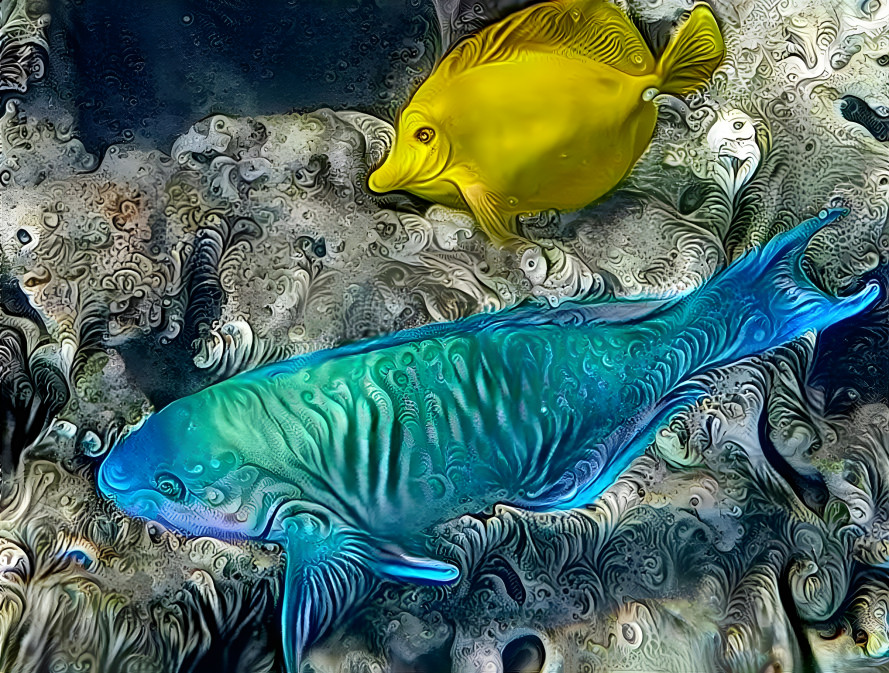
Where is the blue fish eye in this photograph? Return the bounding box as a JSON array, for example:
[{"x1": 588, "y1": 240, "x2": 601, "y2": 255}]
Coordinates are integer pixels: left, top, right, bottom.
[{"x1": 155, "y1": 472, "x2": 187, "y2": 500}]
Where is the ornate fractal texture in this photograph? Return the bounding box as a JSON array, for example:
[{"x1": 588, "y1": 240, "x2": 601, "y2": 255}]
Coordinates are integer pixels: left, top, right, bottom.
[{"x1": 1, "y1": 1, "x2": 889, "y2": 672}]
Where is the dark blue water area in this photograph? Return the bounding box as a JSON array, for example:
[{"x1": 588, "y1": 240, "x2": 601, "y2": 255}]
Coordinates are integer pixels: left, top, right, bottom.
[
  {"x1": 19, "y1": 1, "x2": 889, "y2": 414},
  {"x1": 31, "y1": 0, "x2": 439, "y2": 155},
  {"x1": 810, "y1": 264, "x2": 889, "y2": 414}
]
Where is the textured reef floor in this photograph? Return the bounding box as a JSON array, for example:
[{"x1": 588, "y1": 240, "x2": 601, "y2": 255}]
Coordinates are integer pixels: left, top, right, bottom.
[{"x1": 2, "y1": 0, "x2": 889, "y2": 671}]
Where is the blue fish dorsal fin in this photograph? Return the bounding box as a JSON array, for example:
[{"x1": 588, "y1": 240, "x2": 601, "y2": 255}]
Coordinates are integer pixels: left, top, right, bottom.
[
  {"x1": 278, "y1": 514, "x2": 460, "y2": 672},
  {"x1": 240, "y1": 290, "x2": 681, "y2": 384},
  {"x1": 443, "y1": 0, "x2": 654, "y2": 78}
]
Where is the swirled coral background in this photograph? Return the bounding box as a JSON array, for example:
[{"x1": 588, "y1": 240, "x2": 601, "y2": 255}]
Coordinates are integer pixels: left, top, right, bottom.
[{"x1": 1, "y1": 0, "x2": 889, "y2": 671}]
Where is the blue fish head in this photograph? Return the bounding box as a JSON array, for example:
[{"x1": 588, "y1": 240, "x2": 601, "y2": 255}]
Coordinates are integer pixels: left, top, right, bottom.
[{"x1": 98, "y1": 393, "x2": 292, "y2": 541}]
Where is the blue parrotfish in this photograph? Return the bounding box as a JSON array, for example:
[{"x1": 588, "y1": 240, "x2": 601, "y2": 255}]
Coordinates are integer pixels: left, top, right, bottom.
[
  {"x1": 98, "y1": 209, "x2": 878, "y2": 671},
  {"x1": 368, "y1": 0, "x2": 726, "y2": 246}
]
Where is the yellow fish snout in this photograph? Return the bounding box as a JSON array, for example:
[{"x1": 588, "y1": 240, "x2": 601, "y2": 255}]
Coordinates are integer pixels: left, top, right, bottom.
[
  {"x1": 367, "y1": 159, "x2": 403, "y2": 194},
  {"x1": 368, "y1": 139, "x2": 443, "y2": 196},
  {"x1": 369, "y1": 0, "x2": 725, "y2": 248}
]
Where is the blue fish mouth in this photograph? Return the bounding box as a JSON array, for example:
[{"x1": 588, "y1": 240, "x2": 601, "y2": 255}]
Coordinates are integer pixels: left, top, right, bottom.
[{"x1": 840, "y1": 95, "x2": 889, "y2": 142}]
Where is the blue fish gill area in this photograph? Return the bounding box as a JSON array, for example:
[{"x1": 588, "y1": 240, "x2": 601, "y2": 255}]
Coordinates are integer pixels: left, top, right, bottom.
[{"x1": 2, "y1": 1, "x2": 889, "y2": 673}]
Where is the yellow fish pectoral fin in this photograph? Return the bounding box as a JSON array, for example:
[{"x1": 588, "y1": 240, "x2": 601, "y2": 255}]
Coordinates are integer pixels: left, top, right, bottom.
[
  {"x1": 461, "y1": 183, "x2": 525, "y2": 248},
  {"x1": 443, "y1": 0, "x2": 654, "y2": 78}
]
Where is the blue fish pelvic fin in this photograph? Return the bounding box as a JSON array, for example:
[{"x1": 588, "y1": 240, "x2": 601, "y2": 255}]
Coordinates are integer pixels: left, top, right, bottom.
[
  {"x1": 278, "y1": 514, "x2": 459, "y2": 672},
  {"x1": 373, "y1": 551, "x2": 461, "y2": 585}
]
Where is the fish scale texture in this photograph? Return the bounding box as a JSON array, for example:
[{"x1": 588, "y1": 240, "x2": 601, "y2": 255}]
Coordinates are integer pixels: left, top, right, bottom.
[{"x1": 2, "y1": 0, "x2": 889, "y2": 672}]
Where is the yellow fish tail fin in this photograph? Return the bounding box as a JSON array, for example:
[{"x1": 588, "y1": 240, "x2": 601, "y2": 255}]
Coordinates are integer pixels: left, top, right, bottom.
[{"x1": 655, "y1": 3, "x2": 725, "y2": 96}]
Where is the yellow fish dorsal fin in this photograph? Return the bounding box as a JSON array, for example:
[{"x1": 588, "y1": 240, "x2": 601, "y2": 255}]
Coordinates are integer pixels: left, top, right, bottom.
[{"x1": 442, "y1": 0, "x2": 655, "y2": 78}]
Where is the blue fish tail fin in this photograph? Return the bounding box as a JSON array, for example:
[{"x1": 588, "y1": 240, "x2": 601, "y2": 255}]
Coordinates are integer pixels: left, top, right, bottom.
[
  {"x1": 696, "y1": 208, "x2": 881, "y2": 369},
  {"x1": 279, "y1": 514, "x2": 459, "y2": 672},
  {"x1": 521, "y1": 208, "x2": 879, "y2": 514}
]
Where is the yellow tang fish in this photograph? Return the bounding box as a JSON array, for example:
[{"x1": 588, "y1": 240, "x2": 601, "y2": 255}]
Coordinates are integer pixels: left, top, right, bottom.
[{"x1": 368, "y1": 0, "x2": 725, "y2": 247}]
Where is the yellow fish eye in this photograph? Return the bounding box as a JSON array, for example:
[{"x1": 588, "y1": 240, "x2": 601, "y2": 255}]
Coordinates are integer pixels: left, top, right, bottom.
[{"x1": 414, "y1": 127, "x2": 435, "y2": 144}]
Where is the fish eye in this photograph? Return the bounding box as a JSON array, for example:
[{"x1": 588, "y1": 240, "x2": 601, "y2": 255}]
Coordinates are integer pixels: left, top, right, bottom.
[
  {"x1": 877, "y1": 54, "x2": 889, "y2": 67},
  {"x1": 622, "y1": 623, "x2": 637, "y2": 643},
  {"x1": 414, "y1": 127, "x2": 435, "y2": 144},
  {"x1": 155, "y1": 472, "x2": 187, "y2": 501}
]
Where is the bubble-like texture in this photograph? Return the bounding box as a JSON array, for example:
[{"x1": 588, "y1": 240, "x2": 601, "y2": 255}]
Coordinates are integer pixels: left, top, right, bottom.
[{"x1": 2, "y1": 0, "x2": 889, "y2": 671}]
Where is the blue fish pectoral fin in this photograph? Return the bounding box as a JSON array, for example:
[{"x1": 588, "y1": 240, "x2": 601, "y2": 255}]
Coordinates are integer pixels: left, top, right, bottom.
[
  {"x1": 279, "y1": 514, "x2": 376, "y2": 673},
  {"x1": 278, "y1": 515, "x2": 460, "y2": 672},
  {"x1": 372, "y1": 549, "x2": 461, "y2": 585},
  {"x1": 520, "y1": 380, "x2": 710, "y2": 511}
]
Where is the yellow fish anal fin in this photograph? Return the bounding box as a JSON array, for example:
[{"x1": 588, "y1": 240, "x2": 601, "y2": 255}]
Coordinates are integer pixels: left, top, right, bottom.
[
  {"x1": 443, "y1": 0, "x2": 655, "y2": 78},
  {"x1": 462, "y1": 183, "x2": 524, "y2": 247}
]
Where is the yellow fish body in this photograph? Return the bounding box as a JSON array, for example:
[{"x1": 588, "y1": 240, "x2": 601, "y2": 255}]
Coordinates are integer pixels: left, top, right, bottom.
[{"x1": 368, "y1": 0, "x2": 725, "y2": 246}]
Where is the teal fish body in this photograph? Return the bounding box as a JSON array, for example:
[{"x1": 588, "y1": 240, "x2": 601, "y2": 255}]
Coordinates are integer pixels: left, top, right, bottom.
[{"x1": 98, "y1": 209, "x2": 879, "y2": 671}]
